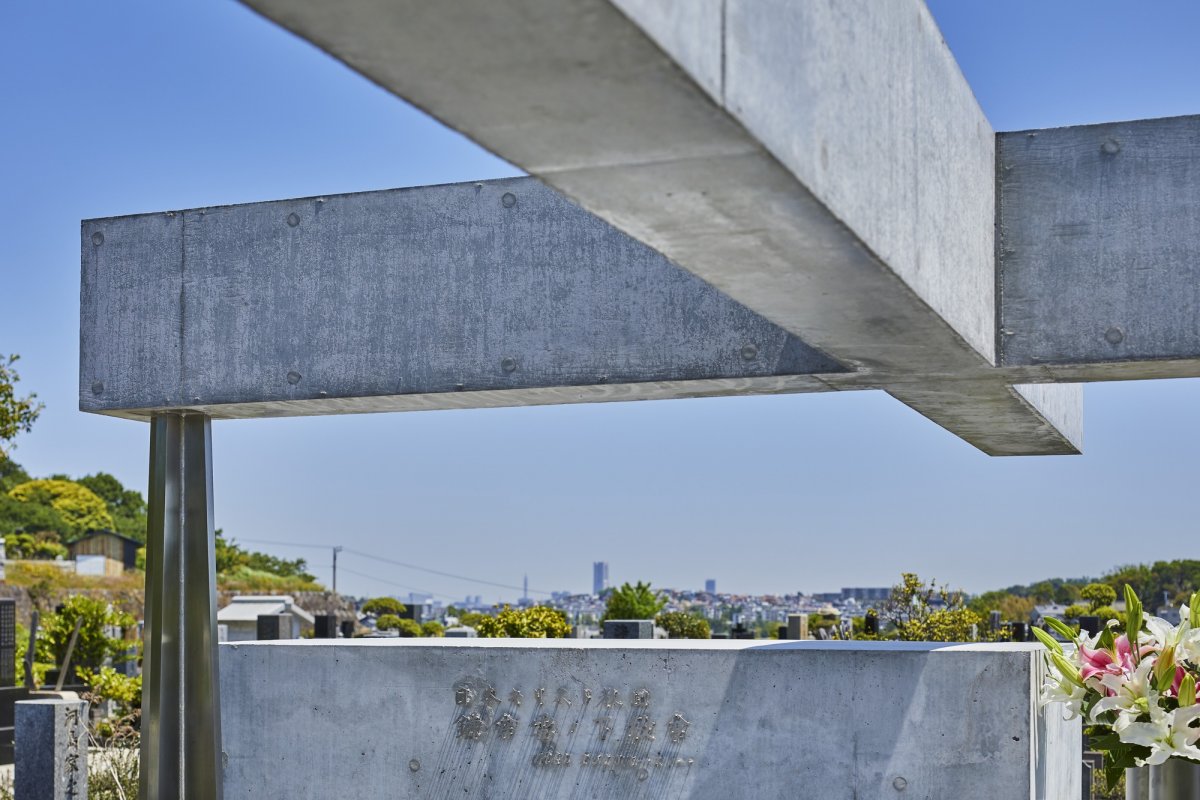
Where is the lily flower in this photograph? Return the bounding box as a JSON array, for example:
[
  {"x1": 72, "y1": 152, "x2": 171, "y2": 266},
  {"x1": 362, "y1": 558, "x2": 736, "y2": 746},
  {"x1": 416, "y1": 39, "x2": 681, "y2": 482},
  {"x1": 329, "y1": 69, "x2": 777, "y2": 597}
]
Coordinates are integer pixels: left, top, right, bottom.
[
  {"x1": 1091, "y1": 658, "x2": 1156, "y2": 728},
  {"x1": 1119, "y1": 703, "x2": 1200, "y2": 765}
]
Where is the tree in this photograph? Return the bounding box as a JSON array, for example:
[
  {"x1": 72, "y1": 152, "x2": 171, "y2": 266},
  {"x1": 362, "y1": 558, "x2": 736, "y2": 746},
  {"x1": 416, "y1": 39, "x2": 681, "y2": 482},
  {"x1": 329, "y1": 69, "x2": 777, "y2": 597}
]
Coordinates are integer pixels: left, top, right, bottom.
[
  {"x1": 215, "y1": 532, "x2": 316, "y2": 583},
  {"x1": 361, "y1": 597, "x2": 407, "y2": 617},
  {"x1": 8, "y1": 479, "x2": 114, "y2": 540},
  {"x1": 874, "y1": 573, "x2": 981, "y2": 642},
  {"x1": 600, "y1": 581, "x2": 666, "y2": 622},
  {"x1": 3, "y1": 530, "x2": 68, "y2": 560},
  {"x1": 656, "y1": 611, "x2": 710, "y2": 639},
  {"x1": 0, "y1": 355, "x2": 42, "y2": 459},
  {"x1": 1063, "y1": 603, "x2": 1090, "y2": 621},
  {"x1": 39, "y1": 596, "x2": 136, "y2": 674},
  {"x1": 1080, "y1": 582, "x2": 1117, "y2": 611},
  {"x1": 475, "y1": 606, "x2": 571, "y2": 638},
  {"x1": 375, "y1": 614, "x2": 421, "y2": 637},
  {"x1": 967, "y1": 590, "x2": 1036, "y2": 624},
  {"x1": 76, "y1": 472, "x2": 147, "y2": 542}
]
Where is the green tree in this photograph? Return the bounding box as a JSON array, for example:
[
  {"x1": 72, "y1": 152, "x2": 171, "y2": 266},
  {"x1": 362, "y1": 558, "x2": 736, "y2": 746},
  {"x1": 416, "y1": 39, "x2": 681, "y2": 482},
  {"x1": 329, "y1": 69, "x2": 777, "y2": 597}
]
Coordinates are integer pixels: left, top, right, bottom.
[
  {"x1": 361, "y1": 597, "x2": 408, "y2": 617},
  {"x1": 75, "y1": 472, "x2": 147, "y2": 542},
  {"x1": 1063, "y1": 603, "x2": 1089, "y2": 621},
  {"x1": 1080, "y1": 582, "x2": 1117, "y2": 611},
  {"x1": 39, "y1": 596, "x2": 136, "y2": 674},
  {"x1": 475, "y1": 606, "x2": 571, "y2": 638},
  {"x1": 8, "y1": 479, "x2": 114, "y2": 540},
  {"x1": 2, "y1": 531, "x2": 68, "y2": 560},
  {"x1": 214, "y1": 532, "x2": 316, "y2": 582},
  {"x1": 875, "y1": 573, "x2": 981, "y2": 642},
  {"x1": 375, "y1": 614, "x2": 422, "y2": 637},
  {"x1": 656, "y1": 611, "x2": 711, "y2": 639},
  {"x1": 967, "y1": 590, "x2": 1036, "y2": 624},
  {"x1": 600, "y1": 581, "x2": 666, "y2": 622},
  {"x1": 0, "y1": 355, "x2": 42, "y2": 459}
]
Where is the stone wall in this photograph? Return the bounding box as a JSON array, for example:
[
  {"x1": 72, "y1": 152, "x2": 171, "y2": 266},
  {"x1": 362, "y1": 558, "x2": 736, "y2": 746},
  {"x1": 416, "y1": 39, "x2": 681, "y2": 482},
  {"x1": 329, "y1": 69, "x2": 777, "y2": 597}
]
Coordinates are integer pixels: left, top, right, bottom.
[{"x1": 219, "y1": 639, "x2": 1079, "y2": 799}]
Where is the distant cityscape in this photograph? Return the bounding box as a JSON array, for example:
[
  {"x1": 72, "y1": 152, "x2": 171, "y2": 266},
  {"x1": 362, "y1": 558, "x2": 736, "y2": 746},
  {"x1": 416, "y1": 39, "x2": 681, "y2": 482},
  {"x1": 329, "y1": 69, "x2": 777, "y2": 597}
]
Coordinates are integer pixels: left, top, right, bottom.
[{"x1": 383, "y1": 559, "x2": 894, "y2": 635}]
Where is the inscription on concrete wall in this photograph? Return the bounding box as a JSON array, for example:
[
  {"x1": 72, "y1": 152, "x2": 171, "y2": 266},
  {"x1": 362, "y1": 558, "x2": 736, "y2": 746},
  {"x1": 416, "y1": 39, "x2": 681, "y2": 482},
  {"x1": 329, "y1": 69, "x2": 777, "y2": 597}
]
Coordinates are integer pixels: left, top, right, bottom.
[{"x1": 451, "y1": 678, "x2": 696, "y2": 779}]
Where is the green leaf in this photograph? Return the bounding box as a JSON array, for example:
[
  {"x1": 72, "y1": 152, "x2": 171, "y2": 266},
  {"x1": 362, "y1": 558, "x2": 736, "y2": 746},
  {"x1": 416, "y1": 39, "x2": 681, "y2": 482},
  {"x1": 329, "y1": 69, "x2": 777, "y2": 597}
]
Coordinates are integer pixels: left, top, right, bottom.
[
  {"x1": 1045, "y1": 616, "x2": 1077, "y2": 642},
  {"x1": 1031, "y1": 626, "x2": 1063, "y2": 654}
]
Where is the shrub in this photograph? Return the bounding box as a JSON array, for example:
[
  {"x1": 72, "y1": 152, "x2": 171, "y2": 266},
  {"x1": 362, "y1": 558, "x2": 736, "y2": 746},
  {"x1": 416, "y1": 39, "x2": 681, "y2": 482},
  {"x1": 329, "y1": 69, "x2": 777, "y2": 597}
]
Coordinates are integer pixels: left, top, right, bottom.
[
  {"x1": 600, "y1": 581, "x2": 665, "y2": 622},
  {"x1": 476, "y1": 606, "x2": 571, "y2": 638},
  {"x1": 656, "y1": 611, "x2": 711, "y2": 639}
]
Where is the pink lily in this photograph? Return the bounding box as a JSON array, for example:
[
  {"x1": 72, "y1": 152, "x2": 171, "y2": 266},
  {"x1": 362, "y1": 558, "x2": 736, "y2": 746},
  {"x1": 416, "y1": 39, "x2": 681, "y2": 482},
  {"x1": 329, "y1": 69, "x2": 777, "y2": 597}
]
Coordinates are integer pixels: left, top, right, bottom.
[{"x1": 1080, "y1": 635, "x2": 1140, "y2": 682}]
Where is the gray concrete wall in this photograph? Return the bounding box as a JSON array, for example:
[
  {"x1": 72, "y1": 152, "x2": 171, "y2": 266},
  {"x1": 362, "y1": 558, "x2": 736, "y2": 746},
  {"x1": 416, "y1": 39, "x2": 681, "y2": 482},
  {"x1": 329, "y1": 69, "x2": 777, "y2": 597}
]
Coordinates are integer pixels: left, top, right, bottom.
[{"x1": 218, "y1": 639, "x2": 1079, "y2": 799}]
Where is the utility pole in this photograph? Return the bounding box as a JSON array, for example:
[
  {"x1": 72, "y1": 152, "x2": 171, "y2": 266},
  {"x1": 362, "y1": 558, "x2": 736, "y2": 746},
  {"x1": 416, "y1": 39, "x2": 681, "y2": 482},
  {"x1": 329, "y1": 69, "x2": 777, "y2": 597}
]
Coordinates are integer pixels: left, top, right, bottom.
[{"x1": 332, "y1": 546, "x2": 344, "y2": 594}]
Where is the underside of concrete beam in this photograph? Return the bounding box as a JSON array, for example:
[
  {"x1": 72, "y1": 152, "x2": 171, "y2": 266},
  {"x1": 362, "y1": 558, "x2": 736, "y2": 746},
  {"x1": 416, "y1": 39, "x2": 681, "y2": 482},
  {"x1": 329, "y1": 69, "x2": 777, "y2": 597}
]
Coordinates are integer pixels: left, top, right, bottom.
[
  {"x1": 239, "y1": 0, "x2": 1082, "y2": 456},
  {"x1": 80, "y1": 179, "x2": 844, "y2": 420},
  {"x1": 999, "y1": 115, "x2": 1200, "y2": 378}
]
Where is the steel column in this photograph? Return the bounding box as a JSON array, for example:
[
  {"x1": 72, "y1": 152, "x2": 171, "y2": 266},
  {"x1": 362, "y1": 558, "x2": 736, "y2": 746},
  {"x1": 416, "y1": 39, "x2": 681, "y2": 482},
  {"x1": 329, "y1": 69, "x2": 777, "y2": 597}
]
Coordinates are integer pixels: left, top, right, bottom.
[{"x1": 140, "y1": 414, "x2": 222, "y2": 800}]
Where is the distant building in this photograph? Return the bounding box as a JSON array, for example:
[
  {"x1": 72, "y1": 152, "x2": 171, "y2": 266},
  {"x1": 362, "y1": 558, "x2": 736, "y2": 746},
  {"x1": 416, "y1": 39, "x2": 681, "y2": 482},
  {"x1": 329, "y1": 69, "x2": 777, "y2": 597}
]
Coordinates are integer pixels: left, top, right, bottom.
[
  {"x1": 68, "y1": 530, "x2": 141, "y2": 576},
  {"x1": 705, "y1": 579, "x2": 716, "y2": 594},
  {"x1": 841, "y1": 587, "x2": 891, "y2": 602},
  {"x1": 217, "y1": 595, "x2": 315, "y2": 641},
  {"x1": 593, "y1": 562, "x2": 609, "y2": 596}
]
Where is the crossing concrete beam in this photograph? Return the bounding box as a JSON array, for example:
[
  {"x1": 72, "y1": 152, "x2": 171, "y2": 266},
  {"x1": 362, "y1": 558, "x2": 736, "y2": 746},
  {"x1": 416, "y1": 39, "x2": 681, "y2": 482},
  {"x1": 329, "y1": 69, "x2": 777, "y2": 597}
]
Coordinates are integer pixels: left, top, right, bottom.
[
  {"x1": 999, "y1": 115, "x2": 1200, "y2": 377},
  {"x1": 239, "y1": 0, "x2": 1082, "y2": 455},
  {"x1": 80, "y1": 179, "x2": 844, "y2": 420}
]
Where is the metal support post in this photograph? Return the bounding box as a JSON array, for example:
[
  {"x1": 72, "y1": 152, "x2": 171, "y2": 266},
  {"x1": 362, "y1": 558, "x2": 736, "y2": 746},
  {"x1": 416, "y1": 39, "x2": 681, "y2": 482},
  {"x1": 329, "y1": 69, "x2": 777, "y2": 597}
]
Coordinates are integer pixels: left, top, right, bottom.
[{"x1": 140, "y1": 414, "x2": 222, "y2": 800}]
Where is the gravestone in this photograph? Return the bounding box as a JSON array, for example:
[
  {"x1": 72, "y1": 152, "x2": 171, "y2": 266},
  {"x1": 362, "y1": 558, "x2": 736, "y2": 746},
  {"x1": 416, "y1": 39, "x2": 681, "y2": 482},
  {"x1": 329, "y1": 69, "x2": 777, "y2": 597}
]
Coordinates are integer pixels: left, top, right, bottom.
[
  {"x1": 602, "y1": 621, "x2": 652, "y2": 640},
  {"x1": 257, "y1": 613, "x2": 292, "y2": 641},
  {"x1": 314, "y1": 615, "x2": 338, "y2": 639},
  {"x1": 0, "y1": 599, "x2": 14, "y2": 686},
  {"x1": 15, "y1": 698, "x2": 88, "y2": 800},
  {"x1": 220, "y1": 639, "x2": 1078, "y2": 799}
]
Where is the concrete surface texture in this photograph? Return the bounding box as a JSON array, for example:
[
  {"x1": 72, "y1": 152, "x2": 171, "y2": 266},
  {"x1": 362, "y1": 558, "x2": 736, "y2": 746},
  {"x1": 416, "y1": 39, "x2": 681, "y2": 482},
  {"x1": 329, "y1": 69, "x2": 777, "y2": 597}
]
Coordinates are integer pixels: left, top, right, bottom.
[
  {"x1": 235, "y1": 0, "x2": 1088, "y2": 455},
  {"x1": 80, "y1": 178, "x2": 841, "y2": 421},
  {"x1": 14, "y1": 698, "x2": 88, "y2": 800},
  {"x1": 218, "y1": 639, "x2": 1079, "y2": 800}
]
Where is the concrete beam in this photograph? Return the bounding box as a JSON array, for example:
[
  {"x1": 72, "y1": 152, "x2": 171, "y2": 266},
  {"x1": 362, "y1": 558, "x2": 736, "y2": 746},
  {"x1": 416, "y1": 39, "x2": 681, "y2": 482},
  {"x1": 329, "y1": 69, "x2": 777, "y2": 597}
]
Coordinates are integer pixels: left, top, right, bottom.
[
  {"x1": 999, "y1": 115, "x2": 1200, "y2": 377},
  {"x1": 239, "y1": 0, "x2": 1082, "y2": 455},
  {"x1": 81, "y1": 179, "x2": 843, "y2": 420}
]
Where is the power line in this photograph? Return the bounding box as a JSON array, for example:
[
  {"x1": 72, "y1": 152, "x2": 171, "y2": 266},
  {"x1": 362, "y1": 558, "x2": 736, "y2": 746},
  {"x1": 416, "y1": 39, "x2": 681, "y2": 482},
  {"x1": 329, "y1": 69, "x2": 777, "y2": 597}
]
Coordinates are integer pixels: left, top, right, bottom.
[
  {"x1": 334, "y1": 566, "x2": 460, "y2": 602},
  {"x1": 233, "y1": 537, "x2": 553, "y2": 596},
  {"x1": 341, "y1": 547, "x2": 552, "y2": 595}
]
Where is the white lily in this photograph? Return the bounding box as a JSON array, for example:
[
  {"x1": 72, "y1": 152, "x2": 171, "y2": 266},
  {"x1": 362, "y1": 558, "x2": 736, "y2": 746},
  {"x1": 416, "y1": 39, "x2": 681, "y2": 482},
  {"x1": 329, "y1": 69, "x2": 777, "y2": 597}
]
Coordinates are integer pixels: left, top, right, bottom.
[
  {"x1": 1091, "y1": 658, "x2": 1156, "y2": 729},
  {"x1": 1120, "y1": 703, "x2": 1200, "y2": 765},
  {"x1": 1145, "y1": 610, "x2": 1189, "y2": 653},
  {"x1": 1177, "y1": 604, "x2": 1200, "y2": 667},
  {"x1": 1040, "y1": 673, "x2": 1087, "y2": 719}
]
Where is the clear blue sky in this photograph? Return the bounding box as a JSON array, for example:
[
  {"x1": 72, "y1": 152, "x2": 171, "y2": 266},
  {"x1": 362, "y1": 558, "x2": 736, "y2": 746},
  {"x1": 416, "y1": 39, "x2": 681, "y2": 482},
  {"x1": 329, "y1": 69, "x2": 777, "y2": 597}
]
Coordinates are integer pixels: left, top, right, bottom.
[{"x1": 2, "y1": 2, "x2": 1198, "y2": 602}]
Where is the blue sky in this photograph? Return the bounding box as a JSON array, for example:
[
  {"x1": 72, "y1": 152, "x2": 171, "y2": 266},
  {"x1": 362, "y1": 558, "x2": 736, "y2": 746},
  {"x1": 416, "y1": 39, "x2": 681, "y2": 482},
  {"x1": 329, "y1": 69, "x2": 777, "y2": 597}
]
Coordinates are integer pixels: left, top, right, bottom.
[{"x1": 2, "y1": 2, "x2": 1198, "y2": 601}]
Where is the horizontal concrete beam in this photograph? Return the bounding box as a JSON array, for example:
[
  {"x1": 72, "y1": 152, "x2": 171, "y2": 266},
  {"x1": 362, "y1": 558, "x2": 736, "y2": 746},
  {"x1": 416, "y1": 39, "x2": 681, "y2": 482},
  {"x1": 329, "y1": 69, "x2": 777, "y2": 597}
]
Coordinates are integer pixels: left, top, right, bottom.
[
  {"x1": 999, "y1": 115, "x2": 1200, "y2": 377},
  {"x1": 240, "y1": 0, "x2": 1082, "y2": 456},
  {"x1": 219, "y1": 639, "x2": 1080, "y2": 800},
  {"x1": 80, "y1": 178, "x2": 844, "y2": 419}
]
